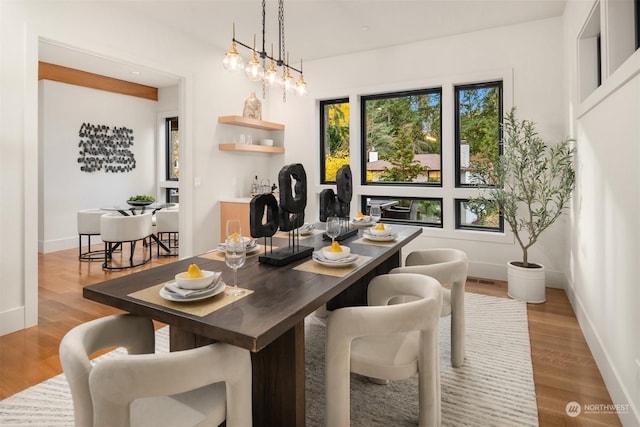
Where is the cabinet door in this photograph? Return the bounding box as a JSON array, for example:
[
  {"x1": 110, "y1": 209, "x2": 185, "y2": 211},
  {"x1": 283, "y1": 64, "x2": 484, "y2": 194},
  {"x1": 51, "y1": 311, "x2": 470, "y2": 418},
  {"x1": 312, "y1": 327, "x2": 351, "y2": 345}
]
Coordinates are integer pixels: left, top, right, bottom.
[{"x1": 220, "y1": 202, "x2": 251, "y2": 241}]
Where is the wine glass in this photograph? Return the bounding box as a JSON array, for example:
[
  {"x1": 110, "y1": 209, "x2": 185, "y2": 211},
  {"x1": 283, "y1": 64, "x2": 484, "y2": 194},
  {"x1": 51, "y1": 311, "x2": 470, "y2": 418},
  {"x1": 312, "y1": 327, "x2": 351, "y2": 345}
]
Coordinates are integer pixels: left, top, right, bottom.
[
  {"x1": 370, "y1": 205, "x2": 382, "y2": 223},
  {"x1": 226, "y1": 219, "x2": 242, "y2": 240},
  {"x1": 326, "y1": 216, "x2": 341, "y2": 243},
  {"x1": 225, "y1": 237, "x2": 246, "y2": 296}
]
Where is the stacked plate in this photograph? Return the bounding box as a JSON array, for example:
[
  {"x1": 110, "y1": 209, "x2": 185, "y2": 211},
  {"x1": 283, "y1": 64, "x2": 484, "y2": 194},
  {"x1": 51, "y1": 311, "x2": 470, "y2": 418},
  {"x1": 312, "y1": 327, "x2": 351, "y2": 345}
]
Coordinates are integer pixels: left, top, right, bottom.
[
  {"x1": 362, "y1": 229, "x2": 398, "y2": 242},
  {"x1": 159, "y1": 278, "x2": 226, "y2": 302},
  {"x1": 218, "y1": 237, "x2": 260, "y2": 253},
  {"x1": 350, "y1": 217, "x2": 375, "y2": 228},
  {"x1": 312, "y1": 250, "x2": 359, "y2": 267}
]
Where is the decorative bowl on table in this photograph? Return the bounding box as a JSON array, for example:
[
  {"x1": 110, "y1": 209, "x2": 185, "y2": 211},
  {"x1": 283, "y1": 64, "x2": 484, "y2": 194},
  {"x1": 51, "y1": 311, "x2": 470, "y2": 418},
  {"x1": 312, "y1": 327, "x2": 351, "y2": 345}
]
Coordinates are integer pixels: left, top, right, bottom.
[
  {"x1": 322, "y1": 244, "x2": 351, "y2": 260},
  {"x1": 127, "y1": 200, "x2": 153, "y2": 206},
  {"x1": 175, "y1": 266, "x2": 217, "y2": 290},
  {"x1": 369, "y1": 223, "x2": 392, "y2": 236},
  {"x1": 127, "y1": 195, "x2": 155, "y2": 206}
]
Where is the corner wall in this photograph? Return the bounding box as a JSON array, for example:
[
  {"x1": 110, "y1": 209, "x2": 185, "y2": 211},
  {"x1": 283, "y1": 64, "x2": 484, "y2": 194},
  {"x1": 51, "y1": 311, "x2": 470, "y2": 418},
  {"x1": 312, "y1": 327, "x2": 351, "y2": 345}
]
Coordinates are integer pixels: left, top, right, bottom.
[{"x1": 563, "y1": 0, "x2": 640, "y2": 424}]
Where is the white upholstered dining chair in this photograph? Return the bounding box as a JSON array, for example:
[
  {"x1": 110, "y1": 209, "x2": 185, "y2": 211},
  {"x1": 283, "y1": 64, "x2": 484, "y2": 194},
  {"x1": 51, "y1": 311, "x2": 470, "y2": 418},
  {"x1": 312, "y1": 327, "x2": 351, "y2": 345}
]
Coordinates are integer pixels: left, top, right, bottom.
[
  {"x1": 390, "y1": 248, "x2": 469, "y2": 367},
  {"x1": 325, "y1": 273, "x2": 443, "y2": 427},
  {"x1": 154, "y1": 209, "x2": 179, "y2": 257},
  {"x1": 59, "y1": 314, "x2": 252, "y2": 427},
  {"x1": 77, "y1": 208, "x2": 108, "y2": 261},
  {"x1": 100, "y1": 212, "x2": 153, "y2": 270}
]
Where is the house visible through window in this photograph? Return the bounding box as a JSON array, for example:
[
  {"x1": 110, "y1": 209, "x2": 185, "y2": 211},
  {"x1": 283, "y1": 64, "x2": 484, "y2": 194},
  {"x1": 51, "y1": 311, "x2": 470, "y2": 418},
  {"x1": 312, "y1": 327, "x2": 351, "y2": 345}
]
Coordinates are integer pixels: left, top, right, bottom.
[{"x1": 361, "y1": 88, "x2": 442, "y2": 186}]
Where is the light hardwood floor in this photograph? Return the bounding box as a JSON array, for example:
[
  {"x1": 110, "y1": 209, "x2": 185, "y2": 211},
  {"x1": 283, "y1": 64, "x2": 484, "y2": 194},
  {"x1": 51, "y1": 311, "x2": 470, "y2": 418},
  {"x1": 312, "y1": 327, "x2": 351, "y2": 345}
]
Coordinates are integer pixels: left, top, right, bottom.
[{"x1": 0, "y1": 246, "x2": 622, "y2": 426}]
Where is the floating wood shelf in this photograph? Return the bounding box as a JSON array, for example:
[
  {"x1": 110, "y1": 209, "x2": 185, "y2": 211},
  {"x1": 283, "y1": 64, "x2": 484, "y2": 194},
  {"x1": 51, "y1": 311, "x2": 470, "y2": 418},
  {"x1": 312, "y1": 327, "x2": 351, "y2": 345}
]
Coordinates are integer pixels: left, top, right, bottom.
[
  {"x1": 218, "y1": 143, "x2": 285, "y2": 154},
  {"x1": 218, "y1": 115, "x2": 285, "y2": 131}
]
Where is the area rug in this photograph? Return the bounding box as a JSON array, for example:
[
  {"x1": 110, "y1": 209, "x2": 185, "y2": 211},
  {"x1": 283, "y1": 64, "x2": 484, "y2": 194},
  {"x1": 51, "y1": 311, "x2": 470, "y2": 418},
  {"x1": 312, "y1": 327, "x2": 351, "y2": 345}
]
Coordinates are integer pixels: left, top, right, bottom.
[{"x1": 0, "y1": 292, "x2": 538, "y2": 426}]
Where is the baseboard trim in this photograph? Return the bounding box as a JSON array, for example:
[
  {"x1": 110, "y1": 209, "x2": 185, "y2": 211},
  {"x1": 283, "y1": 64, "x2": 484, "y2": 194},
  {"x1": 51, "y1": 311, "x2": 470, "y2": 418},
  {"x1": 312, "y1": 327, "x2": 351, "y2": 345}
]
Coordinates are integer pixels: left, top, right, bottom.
[
  {"x1": 0, "y1": 306, "x2": 26, "y2": 336},
  {"x1": 565, "y1": 281, "x2": 640, "y2": 426}
]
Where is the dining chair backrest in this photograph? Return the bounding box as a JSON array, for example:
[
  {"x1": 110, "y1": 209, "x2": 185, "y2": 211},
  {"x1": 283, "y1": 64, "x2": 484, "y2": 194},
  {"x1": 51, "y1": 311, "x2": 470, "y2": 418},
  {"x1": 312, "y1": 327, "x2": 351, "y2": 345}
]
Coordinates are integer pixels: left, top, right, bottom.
[
  {"x1": 77, "y1": 209, "x2": 108, "y2": 235},
  {"x1": 155, "y1": 209, "x2": 179, "y2": 234},
  {"x1": 100, "y1": 212, "x2": 153, "y2": 243}
]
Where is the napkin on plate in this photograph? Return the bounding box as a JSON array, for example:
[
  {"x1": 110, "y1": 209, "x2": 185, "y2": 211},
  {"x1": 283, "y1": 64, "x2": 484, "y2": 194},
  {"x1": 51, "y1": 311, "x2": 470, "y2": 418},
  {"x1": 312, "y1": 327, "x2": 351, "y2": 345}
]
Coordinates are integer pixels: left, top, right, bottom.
[
  {"x1": 312, "y1": 251, "x2": 359, "y2": 263},
  {"x1": 164, "y1": 272, "x2": 223, "y2": 297}
]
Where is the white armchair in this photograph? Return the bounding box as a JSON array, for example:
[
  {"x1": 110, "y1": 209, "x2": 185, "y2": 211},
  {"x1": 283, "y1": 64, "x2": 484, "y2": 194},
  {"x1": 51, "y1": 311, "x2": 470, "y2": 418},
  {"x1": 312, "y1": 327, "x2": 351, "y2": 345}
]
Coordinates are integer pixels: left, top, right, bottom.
[
  {"x1": 77, "y1": 209, "x2": 108, "y2": 261},
  {"x1": 59, "y1": 314, "x2": 252, "y2": 427},
  {"x1": 100, "y1": 212, "x2": 153, "y2": 270},
  {"x1": 325, "y1": 273, "x2": 443, "y2": 427},
  {"x1": 154, "y1": 209, "x2": 179, "y2": 257},
  {"x1": 390, "y1": 248, "x2": 469, "y2": 367}
]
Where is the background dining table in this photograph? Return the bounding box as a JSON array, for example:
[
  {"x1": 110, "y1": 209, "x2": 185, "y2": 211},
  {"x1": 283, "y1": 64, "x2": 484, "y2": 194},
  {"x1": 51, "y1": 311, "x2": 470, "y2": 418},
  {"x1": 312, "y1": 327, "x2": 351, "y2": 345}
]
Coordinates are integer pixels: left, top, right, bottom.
[{"x1": 83, "y1": 223, "x2": 422, "y2": 426}]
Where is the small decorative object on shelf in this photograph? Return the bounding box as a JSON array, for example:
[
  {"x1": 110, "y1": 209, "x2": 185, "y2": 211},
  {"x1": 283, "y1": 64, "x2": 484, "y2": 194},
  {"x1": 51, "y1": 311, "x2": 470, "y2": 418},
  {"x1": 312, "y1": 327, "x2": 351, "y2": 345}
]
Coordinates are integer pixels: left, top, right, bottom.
[{"x1": 242, "y1": 92, "x2": 262, "y2": 120}]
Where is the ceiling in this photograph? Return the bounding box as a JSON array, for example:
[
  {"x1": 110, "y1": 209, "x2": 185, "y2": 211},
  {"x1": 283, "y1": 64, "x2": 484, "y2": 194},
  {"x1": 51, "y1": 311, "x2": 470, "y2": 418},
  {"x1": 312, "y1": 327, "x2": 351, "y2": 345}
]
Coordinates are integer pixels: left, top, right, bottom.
[{"x1": 39, "y1": 0, "x2": 567, "y2": 88}]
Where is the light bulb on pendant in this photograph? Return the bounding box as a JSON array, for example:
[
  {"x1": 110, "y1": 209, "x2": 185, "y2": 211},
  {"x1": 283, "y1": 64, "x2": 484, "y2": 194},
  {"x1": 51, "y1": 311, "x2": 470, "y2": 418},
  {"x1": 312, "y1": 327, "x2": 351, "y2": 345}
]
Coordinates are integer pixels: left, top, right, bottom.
[
  {"x1": 280, "y1": 52, "x2": 294, "y2": 92},
  {"x1": 294, "y1": 59, "x2": 308, "y2": 96},
  {"x1": 222, "y1": 23, "x2": 244, "y2": 71},
  {"x1": 263, "y1": 44, "x2": 279, "y2": 87},
  {"x1": 244, "y1": 34, "x2": 264, "y2": 81}
]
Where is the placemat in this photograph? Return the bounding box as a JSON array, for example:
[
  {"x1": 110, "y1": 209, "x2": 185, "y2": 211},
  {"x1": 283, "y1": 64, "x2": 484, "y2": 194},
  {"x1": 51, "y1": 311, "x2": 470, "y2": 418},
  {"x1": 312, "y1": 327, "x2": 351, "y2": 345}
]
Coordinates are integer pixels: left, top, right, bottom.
[
  {"x1": 128, "y1": 282, "x2": 253, "y2": 317},
  {"x1": 352, "y1": 236, "x2": 399, "y2": 246},
  {"x1": 293, "y1": 255, "x2": 371, "y2": 277}
]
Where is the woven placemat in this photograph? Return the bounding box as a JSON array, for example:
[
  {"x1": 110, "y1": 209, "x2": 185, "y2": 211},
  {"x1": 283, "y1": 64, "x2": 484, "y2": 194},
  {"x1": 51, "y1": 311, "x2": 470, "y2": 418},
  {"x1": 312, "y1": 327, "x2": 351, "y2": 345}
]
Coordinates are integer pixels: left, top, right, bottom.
[
  {"x1": 292, "y1": 255, "x2": 371, "y2": 277},
  {"x1": 128, "y1": 282, "x2": 253, "y2": 317}
]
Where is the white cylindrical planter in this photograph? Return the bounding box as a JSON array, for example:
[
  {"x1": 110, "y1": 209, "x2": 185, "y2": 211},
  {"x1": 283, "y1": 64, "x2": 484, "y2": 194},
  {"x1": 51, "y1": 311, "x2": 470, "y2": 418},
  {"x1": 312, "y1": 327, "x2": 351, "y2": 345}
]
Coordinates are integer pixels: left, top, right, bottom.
[{"x1": 507, "y1": 261, "x2": 546, "y2": 303}]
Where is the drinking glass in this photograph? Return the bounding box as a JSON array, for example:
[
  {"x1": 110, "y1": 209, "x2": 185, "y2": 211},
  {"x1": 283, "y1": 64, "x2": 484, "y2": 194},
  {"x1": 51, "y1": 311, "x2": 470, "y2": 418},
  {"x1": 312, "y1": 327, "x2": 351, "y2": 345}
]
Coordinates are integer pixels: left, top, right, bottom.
[
  {"x1": 370, "y1": 205, "x2": 382, "y2": 223},
  {"x1": 326, "y1": 216, "x2": 341, "y2": 243},
  {"x1": 226, "y1": 219, "x2": 242, "y2": 239},
  {"x1": 225, "y1": 237, "x2": 246, "y2": 296}
]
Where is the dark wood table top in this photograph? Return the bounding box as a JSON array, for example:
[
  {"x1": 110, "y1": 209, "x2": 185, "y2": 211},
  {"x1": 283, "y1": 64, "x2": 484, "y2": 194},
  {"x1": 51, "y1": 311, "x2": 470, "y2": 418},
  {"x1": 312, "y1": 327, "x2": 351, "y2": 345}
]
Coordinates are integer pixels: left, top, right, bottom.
[{"x1": 83, "y1": 224, "x2": 422, "y2": 352}]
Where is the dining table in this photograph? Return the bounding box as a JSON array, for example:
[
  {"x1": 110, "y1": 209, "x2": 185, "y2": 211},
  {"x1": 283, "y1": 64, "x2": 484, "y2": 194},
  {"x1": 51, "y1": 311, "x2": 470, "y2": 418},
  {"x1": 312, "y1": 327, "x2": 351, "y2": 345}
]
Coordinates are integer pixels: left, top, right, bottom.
[{"x1": 83, "y1": 223, "x2": 422, "y2": 426}]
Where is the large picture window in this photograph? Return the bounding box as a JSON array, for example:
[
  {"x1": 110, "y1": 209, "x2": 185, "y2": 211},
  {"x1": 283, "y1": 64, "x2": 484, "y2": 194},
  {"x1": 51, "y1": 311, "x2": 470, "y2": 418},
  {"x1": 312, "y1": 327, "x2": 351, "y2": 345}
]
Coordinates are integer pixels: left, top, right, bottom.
[
  {"x1": 455, "y1": 81, "x2": 502, "y2": 187},
  {"x1": 361, "y1": 89, "x2": 442, "y2": 186},
  {"x1": 320, "y1": 98, "x2": 350, "y2": 183}
]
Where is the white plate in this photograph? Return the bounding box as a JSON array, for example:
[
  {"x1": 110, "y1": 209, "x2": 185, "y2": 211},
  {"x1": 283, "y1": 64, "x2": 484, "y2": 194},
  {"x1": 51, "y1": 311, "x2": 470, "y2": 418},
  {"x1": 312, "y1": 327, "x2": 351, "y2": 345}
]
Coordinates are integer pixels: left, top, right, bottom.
[
  {"x1": 298, "y1": 224, "x2": 315, "y2": 235},
  {"x1": 350, "y1": 219, "x2": 375, "y2": 228},
  {"x1": 312, "y1": 251, "x2": 359, "y2": 267},
  {"x1": 362, "y1": 232, "x2": 398, "y2": 242},
  {"x1": 218, "y1": 241, "x2": 260, "y2": 253},
  {"x1": 160, "y1": 280, "x2": 226, "y2": 302}
]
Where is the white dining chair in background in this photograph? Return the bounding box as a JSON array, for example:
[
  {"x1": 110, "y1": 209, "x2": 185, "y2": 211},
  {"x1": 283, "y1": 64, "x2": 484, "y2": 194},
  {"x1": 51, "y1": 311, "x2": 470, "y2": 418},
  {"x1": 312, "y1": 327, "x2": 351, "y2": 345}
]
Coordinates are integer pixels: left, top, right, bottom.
[{"x1": 100, "y1": 212, "x2": 153, "y2": 270}]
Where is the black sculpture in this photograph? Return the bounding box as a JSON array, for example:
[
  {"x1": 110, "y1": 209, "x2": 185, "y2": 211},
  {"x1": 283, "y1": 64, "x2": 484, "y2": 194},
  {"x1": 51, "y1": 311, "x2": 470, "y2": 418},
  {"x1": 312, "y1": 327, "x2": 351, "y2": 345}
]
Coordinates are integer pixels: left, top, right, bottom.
[
  {"x1": 249, "y1": 163, "x2": 314, "y2": 266},
  {"x1": 319, "y1": 165, "x2": 357, "y2": 241}
]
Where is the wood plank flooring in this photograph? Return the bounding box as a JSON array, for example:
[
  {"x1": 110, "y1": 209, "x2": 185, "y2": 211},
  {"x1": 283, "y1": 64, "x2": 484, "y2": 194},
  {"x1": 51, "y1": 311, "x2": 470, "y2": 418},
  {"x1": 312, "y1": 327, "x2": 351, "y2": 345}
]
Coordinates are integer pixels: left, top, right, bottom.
[{"x1": 0, "y1": 246, "x2": 621, "y2": 426}]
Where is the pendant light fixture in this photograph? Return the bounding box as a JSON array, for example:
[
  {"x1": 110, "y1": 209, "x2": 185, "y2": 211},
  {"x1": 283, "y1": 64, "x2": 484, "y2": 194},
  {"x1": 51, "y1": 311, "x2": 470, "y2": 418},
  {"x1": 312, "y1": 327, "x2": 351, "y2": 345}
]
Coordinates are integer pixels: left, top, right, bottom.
[{"x1": 222, "y1": 0, "x2": 308, "y2": 100}]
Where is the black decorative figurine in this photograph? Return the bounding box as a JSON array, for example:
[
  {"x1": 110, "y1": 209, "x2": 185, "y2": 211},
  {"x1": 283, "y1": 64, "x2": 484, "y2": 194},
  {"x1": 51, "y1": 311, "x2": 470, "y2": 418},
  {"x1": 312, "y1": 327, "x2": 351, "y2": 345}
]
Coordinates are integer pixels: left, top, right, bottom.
[
  {"x1": 319, "y1": 165, "x2": 357, "y2": 241},
  {"x1": 250, "y1": 163, "x2": 314, "y2": 266}
]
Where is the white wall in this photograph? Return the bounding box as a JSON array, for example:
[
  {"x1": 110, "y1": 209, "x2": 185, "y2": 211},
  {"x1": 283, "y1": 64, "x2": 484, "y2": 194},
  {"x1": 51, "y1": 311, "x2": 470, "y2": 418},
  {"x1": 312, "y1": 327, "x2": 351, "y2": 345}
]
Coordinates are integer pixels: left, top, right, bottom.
[
  {"x1": 563, "y1": 0, "x2": 640, "y2": 424},
  {"x1": 39, "y1": 80, "x2": 159, "y2": 253},
  {"x1": 279, "y1": 17, "x2": 568, "y2": 285}
]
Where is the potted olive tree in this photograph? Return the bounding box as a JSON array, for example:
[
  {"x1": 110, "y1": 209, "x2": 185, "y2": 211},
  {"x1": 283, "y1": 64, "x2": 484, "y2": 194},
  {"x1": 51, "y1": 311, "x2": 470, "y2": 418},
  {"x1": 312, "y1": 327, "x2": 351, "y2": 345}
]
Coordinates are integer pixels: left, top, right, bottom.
[{"x1": 468, "y1": 108, "x2": 575, "y2": 303}]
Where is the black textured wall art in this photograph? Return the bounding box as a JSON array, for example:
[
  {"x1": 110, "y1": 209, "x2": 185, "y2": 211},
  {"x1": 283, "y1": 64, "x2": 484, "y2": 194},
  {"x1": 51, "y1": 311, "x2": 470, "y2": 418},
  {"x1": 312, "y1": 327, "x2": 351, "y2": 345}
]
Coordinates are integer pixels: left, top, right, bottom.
[{"x1": 77, "y1": 122, "x2": 136, "y2": 173}]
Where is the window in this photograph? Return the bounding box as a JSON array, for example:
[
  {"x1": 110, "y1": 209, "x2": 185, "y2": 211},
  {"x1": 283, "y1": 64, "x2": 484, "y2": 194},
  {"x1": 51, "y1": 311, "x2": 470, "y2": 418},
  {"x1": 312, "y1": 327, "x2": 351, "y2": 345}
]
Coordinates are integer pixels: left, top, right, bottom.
[
  {"x1": 455, "y1": 199, "x2": 503, "y2": 232},
  {"x1": 320, "y1": 98, "x2": 350, "y2": 183},
  {"x1": 455, "y1": 82, "x2": 502, "y2": 187},
  {"x1": 166, "y1": 117, "x2": 179, "y2": 181},
  {"x1": 361, "y1": 196, "x2": 442, "y2": 227},
  {"x1": 361, "y1": 89, "x2": 442, "y2": 186}
]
